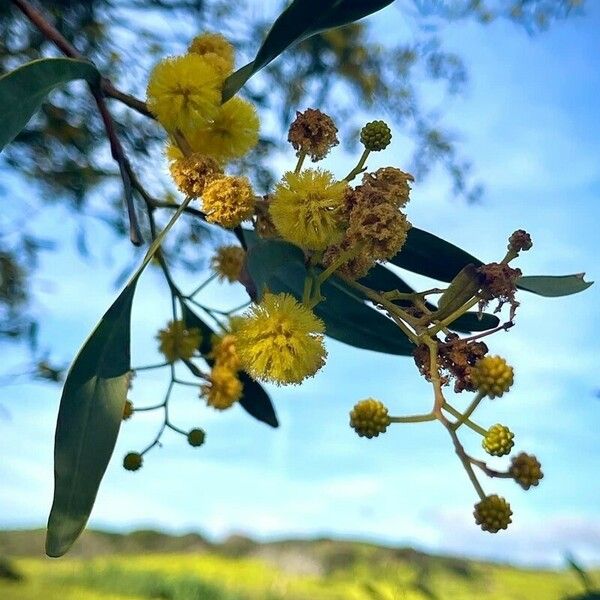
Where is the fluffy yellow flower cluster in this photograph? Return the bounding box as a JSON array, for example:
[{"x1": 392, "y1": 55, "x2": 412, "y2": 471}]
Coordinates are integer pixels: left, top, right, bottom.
[
  {"x1": 266, "y1": 112, "x2": 412, "y2": 279},
  {"x1": 147, "y1": 33, "x2": 260, "y2": 229},
  {"x1": 201, "y1": 317, "x2": 244, "y2": 411},
  {"x1": 235, "y1": 293, "x2": 326, "y2": 385}
]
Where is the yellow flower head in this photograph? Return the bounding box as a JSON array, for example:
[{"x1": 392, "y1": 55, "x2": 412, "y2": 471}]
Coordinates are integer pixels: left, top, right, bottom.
[
  {"x1": 189, "y1": 32, "x2": 235, "y2": 76},
  {"x1": 146, "y1": 54, "x2": 223, "y2": 132},
  {"x1": 202, "y1": 175, "x2": 255, "y2": 228},
  {"x1": 269, "y1": 169, "x2": 347, "y2": 251},
  {"x1": 236, "y1": 293, "x2": 327, "y2": 385},
  {"x1": 156, "y1": 320, "x2": 202, "y2": 363},
  {"x1": 176, "y1": 98, "x2": 259, "y2": 164},
  {"x1": 201, "y1": 364, "x2": 242, "y2": 410},
  {"x1": 168, "y1": 152, "x2": 222, "y2": 197},
  {"x1": 210, "y1": 333, "x2": 240, "y2": 371},
  {"x1": 212, "y1": 245, "x2": 245, "y2": 283}
]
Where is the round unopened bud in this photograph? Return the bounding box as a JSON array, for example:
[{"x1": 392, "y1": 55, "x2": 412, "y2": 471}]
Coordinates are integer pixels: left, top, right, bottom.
[
  {"x1": 509, "y1": 452, "x2": 543, "y2": 490},
  {"x1": 187, "y1": 428, "x2": 206, "y2": 447},
  {"x1": 122, "y1": 400, "x2": 134, "y2": 421},
  {"x1": 482, "y1": 424, "x2": 515, "y2": 457},
  {"x1": 471, "y1": 355, "x2": 514, "y2": 399},
  {"x1": 123, "y1": 452, "x2": 143, "y2": 472},
  {"x1": 360, "y1": 120, "x2": 392, "y2": 151},
  {"x1": 508, "y1": 229, "x2": 533, "y2": 253},
  {"x1": 473, "y1": 494, "x2": 512, "y2": 533},
  {"x1": 349, "y1": 398, "x2": 390, "y2": 438}
]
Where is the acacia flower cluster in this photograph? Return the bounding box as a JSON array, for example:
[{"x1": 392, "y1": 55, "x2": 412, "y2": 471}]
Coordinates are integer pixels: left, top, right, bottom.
[{"x1": 123, "y1": 31, "x2": 553, "y2": 536}]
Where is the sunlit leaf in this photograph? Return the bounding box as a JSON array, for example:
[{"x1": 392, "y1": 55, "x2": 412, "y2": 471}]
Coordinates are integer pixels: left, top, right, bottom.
[
  {"x1": 516, "y1": 274, "x2": 593, "y2": 297},
  {"x1": 46, "y1": 276, "x2": 138, "y2": 558}
]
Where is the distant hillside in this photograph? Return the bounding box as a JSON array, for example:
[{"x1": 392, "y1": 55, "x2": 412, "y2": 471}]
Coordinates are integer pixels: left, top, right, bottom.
[
  {"x1": 0, "y1": 527, "x2": 478, "y2": 576},
  {"x1": 1, "y1": 529, "x2": 598, "y2": 600}
]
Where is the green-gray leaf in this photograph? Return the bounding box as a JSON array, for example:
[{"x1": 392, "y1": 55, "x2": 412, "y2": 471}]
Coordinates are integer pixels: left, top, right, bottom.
[
  {"x1": 516, "y1": 274, "x2": 593, "y2": 297},
  {"x1": 222, "y1": 0, "x2": 393, "y2": 101},
  {"x1": 391, "y1": 227, "x2": 592, "y2": 298},
  {"x1": 0, "y1": 58, "x2": 100, "y2": 151},
  {"x1": 45, "y1": 276, "x2": 138, "y2": 558}
]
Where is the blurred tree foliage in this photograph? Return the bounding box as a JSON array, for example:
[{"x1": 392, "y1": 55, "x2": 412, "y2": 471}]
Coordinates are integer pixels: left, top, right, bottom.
[{"x1": 0, "y1": 0, "x2": 585, "y2": 363}]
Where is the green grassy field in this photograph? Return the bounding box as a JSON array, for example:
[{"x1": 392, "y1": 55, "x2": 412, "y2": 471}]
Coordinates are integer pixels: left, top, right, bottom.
[{"x1": 0, "y1": 531, "x2": 597, "y2": 600}]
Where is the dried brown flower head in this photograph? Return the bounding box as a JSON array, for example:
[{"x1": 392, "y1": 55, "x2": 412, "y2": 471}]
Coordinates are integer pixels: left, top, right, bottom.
[{"x1": 288, "y1": 108, "x2": 339, "y2": 161}]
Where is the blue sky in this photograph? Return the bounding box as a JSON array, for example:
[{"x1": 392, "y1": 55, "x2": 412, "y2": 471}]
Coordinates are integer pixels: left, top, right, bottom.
[{"x1": 1, "y1": 1, "x2": 599, "y2": 567}]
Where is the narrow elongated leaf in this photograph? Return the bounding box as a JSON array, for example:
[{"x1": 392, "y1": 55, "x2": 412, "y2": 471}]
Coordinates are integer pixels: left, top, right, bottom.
[
  {"x1": 0, "y1": 58, "x2": 99, "y2": 151},
  {"x1": 46, "y1": 200, "x2": 190, "y2": 557},
  {"x1": 391, "y1": 227, "x2": 592, "y2": 298},
  {"x1": 390, "y1": 227, "x2": 483, "y2": 283},
  {"x1": 516, "y1": 274, "x2": 593, "y2": 297},
  {"x1": 46, "y1": 277, "x2": 138, "y2": 558},
  {"x1": 180, "y1": 303, "x2": 279, "y2": 428},
  {"x1": 222, "y1": 0, "x2": 393, "y2": 101}
]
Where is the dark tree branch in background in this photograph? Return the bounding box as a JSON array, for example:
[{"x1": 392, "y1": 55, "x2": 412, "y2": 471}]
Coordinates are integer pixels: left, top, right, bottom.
[{"x1": 10, "y1": 0, "x2": 145, "y2": 245}]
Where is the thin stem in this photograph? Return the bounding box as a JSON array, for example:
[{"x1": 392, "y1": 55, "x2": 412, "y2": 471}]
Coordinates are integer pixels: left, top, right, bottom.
[
  {"x1": 451, "y1": 392, "x2": 485, "y2": 431},
  {"x1": 187, "y1": 273, "x2": 217, "y2": 299},
  {"x1": 427, "y1": 297, "x2": 480, "y2": 335},
  {"x1": 389, "y1": 413, "x2": 436, "y2": 424},
  {"x1": 132, "y1": 362, "x2": 169, "y2": 372},
  {"x1": 133, "y1": 403, "x2": 165, "y2": 412},
  {"x1": 11, "y1": 0, "x2": 144, "y2": 246},
  {"x1": 469, "y1": 457, "x2": 513, "y2": 479},
  {"x1": 140, "y1": 379, "x2": 174, "y2": 455},
  {"x1": 344, "y1": 149, "x2": 370, "y2": 182},
  {"x1": 447, "y1": 425, "x2": 487, "y2": 500},
  {"x1": 440, "y1": 321, "x2": 514, "y2": 345},
  {"x1": 443, "y1": 403, "x2": 487, "y2": 436},
  {"x1": 294, "y1": 151, "x2": 307, "y2": 174},
  {"x1": 166, "y1": 422, "x2": 187, "y2": 436},
  {"x1": 174, "y1": 379, "x2": 203, "y2": 387},
  {"x1": 339, "y1": 274, "x2": 420, "y2": 344},
  {"x1": 302, "y1": 275, "x2": 313, "y2": 306}
]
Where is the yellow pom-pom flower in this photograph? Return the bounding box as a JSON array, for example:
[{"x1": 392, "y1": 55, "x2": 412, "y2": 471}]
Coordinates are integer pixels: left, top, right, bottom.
[
  {"x1": 156, "y1": 320, "x2": 202, "y2": 363},
  {"x1": 146, "y1": 54, "x2": 222, "y2": 132},
  {"x1": 236, "y1": 293, "x2": 327, "y2": 385},
  {"x1": 189, "y1": 32, "x2": 235, "y2": 76},
  {"x1": 201, "y1": 364, "x2": 242, "y2": 410},
  {"x1": 212, "y1": 245, "x2": 245, "y2": 283},
  {"x1": 473, "y1": 494, "x2": 512, "y2": 533},
  {"x1": 471, "y1": 355, "x2": 514, "y2": 398},
  {"x1": 177, "y1": 98, "x2": 259, "y2": 164},
  {"x1": 349, "y1": 398, "x2": 390, "y2": 438},
  {"x1": 211, "y1": 333, "x2": 240, "y2": 372},
  {"x1": 269, "y1": 169, "x2": 347, "y2": 251},
  {"x1": 202, "y1": 175, "x2": 255, "y2": 228}
]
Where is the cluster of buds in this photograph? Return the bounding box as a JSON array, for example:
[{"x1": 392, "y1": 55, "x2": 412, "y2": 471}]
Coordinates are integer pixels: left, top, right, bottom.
[{"x1": 344, "y1": 229, "x2": 543, "y2": 533}]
